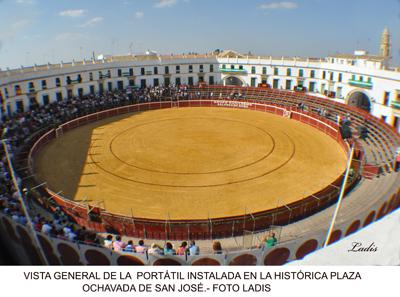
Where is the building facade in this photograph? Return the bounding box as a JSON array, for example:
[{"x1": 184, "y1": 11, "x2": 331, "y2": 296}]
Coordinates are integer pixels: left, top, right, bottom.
[{"x1": 1, "y1": 49, "x2": 400, "y2": 132}]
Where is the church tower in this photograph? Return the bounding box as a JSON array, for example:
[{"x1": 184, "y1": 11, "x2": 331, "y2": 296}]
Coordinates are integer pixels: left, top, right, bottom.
[{"x1": 380, "y1": 27, "x2": 391, "y2": 59}]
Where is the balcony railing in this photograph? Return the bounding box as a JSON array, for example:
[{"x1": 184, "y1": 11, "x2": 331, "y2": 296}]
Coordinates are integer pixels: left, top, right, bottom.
[
  {"x1": 219, "y1": 68, "x2": 247, "y2": 74},
  {"x1": 348, "y1": 79, "x2": 373, "y2": 89},
  {"x1": 391, "y1": 101, "x2": 400, "y2": 109}
]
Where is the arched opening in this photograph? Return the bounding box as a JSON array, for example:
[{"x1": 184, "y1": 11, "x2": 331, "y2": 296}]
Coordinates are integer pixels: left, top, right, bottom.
[
  {"x1": 347, "y1": 91, "x2": 371, "y2": 112},
  {"x1": 224, "y1": 76, "x2": 244, "y2": 86}
]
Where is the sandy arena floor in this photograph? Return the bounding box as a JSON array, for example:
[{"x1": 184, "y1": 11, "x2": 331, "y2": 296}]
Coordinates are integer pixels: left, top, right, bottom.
[{"x1": 34, "y1": 107, "x2": 347, "y2": 220}]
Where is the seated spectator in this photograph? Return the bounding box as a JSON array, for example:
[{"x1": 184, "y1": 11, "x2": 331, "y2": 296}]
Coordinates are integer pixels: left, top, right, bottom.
[
  {"x1": 188, "y1": 240, "x2": 200, "y2": 255},
  {"x1": 103, "y1": 234, "x2": 113, "y2": 249},
  {"x1": 176, "y1": 241, "x2": 188, "y2": 256},
  {"x1": 112, "y1": 235, "x2": 127, "y2": 252},
  {"x1": 148, "y1": 243, "x2": 163, "y2": 255},
  {"x1": 124, "y1": 240, "x2": 134, "y2": 252},
  {"x1": 265, "y1": 233, "x2": 277, "y2": 248},
  {"x1": 212, "y1": 241, "x2": 223, "y2": 254},
  {"x1": 41, "y1": 220, "x2": 52, "y2": 235},
  {"x1": 135, "y1": 239, "x2": 147, "y2": 253},
  {"x1": 163, "y1": 242, "x2": 175, "y2": 255}
]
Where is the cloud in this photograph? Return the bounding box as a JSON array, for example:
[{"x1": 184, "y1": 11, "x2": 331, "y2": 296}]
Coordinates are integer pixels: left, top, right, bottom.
[
  {"x1": 135, "y1": 11, "x2": 144, "y2": 19},
  {"x1": 258, "y1": 1, "x2": 298, "y2": 10},
  {"x1": 15, "y1": 0, "x2": 35, "y2": 4},
  {"x1": 0, "y1": 19, "x2": 31, "y2": 46},
  {"x1": 55, "y1": 32, "x2": 86, "y2": 41},
  {"x1": 154, "y1": 0, "x2": 178, "y2": 8},
  {"x1": 78, "y1": 16, "x2": 104, "y2": 27},
  {"x1": 59, "y1": 9, "x2": 85, "y2": 17}
]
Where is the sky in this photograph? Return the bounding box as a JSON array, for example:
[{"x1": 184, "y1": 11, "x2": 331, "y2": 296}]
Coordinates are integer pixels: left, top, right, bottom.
[{"x1": 1, "y1": 0, "x2": 400, "y2": 69}]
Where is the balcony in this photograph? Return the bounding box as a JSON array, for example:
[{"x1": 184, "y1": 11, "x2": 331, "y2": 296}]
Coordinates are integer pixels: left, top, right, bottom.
[
  {"x1": 391, "y1": 101, "x2": 400, "y2": 109},
  {"x1": 219, "y1": 67, "x2": 247, "y2": 75},
  {"x1": 348, "y1": 79, "x2": 373, "y2": 89}
]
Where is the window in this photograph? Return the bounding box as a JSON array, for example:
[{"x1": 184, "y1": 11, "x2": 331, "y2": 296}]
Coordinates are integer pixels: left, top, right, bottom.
[
  {"x1": 154, "y1": 67, "x2": 158, "y2": 75},
  {"x1": 383, "y1": 91, "x2": 390, "y2": 106},
  {"x1": 251, "y1": 77, "x2": 257, "y2": 87},
  {"x1": 89, "y1": 72, "x2": 93, "y2": 81},
  {"x1": 153, "y1": 78, "x2": 159, "y2": 86},
  {"x1": 188, "y1": 77, "x2": 194, "y2": 86},
  {"x1": 89, "y1": 85, "x2": 95, "y2": 94},
  {"x1": 140, "y1": 79, "x2": 146, "y2": 88},
  {"x1": 176, "y1": 65, "x2": 180, "y2": 74},
  {"x1": 129, "y1": 68, "x2": 134, "y2": 76},
  {"x1": 42, "y1": 95, "x2": 50, "y2": 105},
  {"x1": 210, "y1": 64, "x2": 214, "y2": 72},
  {"x1": 77, "y1": 74, "x2": 82, "y2": 83},
  {"x1": 285, "y1": 80, "x2": 292, "y2": 90},
  {"x1": 56, "y1": 92, "x2": 63, "y2": 102},
  {"x1": 16, "y1": 100, "x2": 24, "y2": 113},
  {"x1": 286, "y1": 68, "x2": 291, "y2": 76},
  {"x1": 230, "y1": 65, "x2": 234, "y2": 70},
  {"x1": 262, "y1": 67, "x2": 267, "y2": 75},
  {"x1": 165, "y1": 66, "x2": 169, "y2": 74},
  {"x1": 164, "y1": 77, "x2": 170, "y2": 86},
  {"x1": 118, "y1": 69, "x2": 122, "y2": 77},
  {"x1": 322, "y1": 71, "x2": 326, "y2": 79},
  {"x1": 338, "y1": 73, "x2": 343, "y2": 82},
  {"x1": 107, "y1": 70, "x2": 111, "y2": 78},
  {"x1": 274, "y1": 68, "x2": 279, "y2": 75},
  {"x1": 141, "y1": 68, "x2": 145, "y2": 75},
  {"x1": 189, "y1": 65, "x2": 193, "y2": 73},
  {"x1": 351, "y1": 74, "x2": 356, "y2": 80},
  {"x1": 199, "y1": 65, "x2": 204, "y2": 73},
  {"x1": 28, "y1": 82, "x2": 35, "y2": 93},
  {"x1": 209, "y1": 76, "x2": 214, "y2": 85},
  {"x1": 221, "y1": 64, "x2": 226, "y2": 69},
  {"x1": 273, "y1": 79, "x2": 279, "y2": 89},
  {"x1": 107, "y1": 82, "x2": 113, "y2": 91},
  {"x1": 310, "y1": 70, "x2": 315, "y2": 78},
  {"x1": 298, "y1": 69, "x2": 304, "y2": 77},
  {"x1": 251, "y1": 66, "x2": 256, "y2": 74},
  {"x1": 15, "y1": 85, "x2": 22, "y2": 95},
  {"x1": 175, "y1": 77, "x2": 181, "y2": 85},
  {"x1": 309, "y1": 82, "x2": 316, "y2": 92},
  {"x1": 239, "y1": 65, "x2": 243, "y2": 70},
  {"x1": 330, "y1": 72, "x2": 334, "y2": 81},
  {"x1": 117, "y1": 81, "x2": 124, "y2": 90},
  {"x1": 41, "y1": 80, "x2": 47, "y2": 90}
]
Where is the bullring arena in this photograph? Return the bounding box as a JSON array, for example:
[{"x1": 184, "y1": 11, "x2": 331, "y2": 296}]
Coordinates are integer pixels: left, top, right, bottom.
[
  {"x1": 34, "y1": 105, "x2": 346, "y2": 220},
  {"x1": 1, "y1": 50, "x2": 400, "y2": 265}
]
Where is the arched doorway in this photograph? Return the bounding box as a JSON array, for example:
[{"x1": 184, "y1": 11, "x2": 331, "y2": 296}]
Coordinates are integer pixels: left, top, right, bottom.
[
  {"x1": 347, "y1": 91, "x2": 371, "y2": 112},
  {"x1": 224, "y1": 76, "x2": 244, "y2": 86}
]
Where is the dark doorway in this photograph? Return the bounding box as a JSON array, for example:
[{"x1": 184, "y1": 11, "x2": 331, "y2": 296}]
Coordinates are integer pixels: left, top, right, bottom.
[
  {"x1": 348, "y1": 91, "x2": 371, "y2": 112},
  {"x1": 225, "y1": 76, "x2": 243, "y2": 86}
]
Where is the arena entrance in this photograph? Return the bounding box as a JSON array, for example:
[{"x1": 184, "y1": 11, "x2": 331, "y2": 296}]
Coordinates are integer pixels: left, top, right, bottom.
[
  {"x1": 347, "y1": 91, "x2": 371, "y2": 112},
  {"x1": 224, "y1": 76, "x2": 244, "y2": 86}
]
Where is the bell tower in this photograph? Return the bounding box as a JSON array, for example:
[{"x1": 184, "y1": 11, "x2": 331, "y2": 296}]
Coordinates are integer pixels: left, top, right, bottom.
[{"x1": 380, "y1": 27, "x2": 391, "y2": 64}]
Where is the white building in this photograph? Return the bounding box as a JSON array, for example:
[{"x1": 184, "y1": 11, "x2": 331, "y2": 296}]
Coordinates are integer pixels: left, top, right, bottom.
[{"x1": 1, "y1": 45, "x2": 400, "y2": 132}]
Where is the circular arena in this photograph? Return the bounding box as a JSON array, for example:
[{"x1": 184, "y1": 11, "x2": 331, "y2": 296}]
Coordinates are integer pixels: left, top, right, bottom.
[
  {"x1": 1, "y1": 51, "x2": 400, "y2": 265},
  {"x1": 33, "y1": 105, "x2": 346, "y2": 220}
]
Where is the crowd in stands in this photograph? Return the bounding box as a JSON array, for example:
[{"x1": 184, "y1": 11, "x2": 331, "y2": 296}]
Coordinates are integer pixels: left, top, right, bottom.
[{"x1": 0, "y1": 85, "x2": 289, "y2": 258}]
